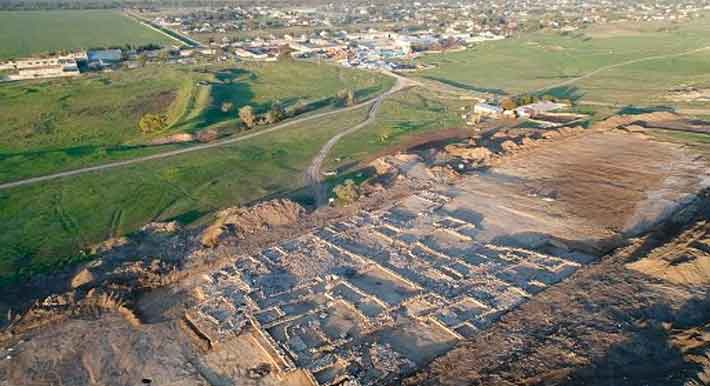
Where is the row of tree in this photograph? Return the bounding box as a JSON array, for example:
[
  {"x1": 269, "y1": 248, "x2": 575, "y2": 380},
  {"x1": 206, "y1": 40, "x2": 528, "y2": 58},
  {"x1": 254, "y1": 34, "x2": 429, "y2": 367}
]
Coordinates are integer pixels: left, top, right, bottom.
[
  {"x1": 235, "y1": 88, "x2": 356, "y2": 130},
  {"x1": 499, "y1": 94, "x2": 563, "y2": 111}
]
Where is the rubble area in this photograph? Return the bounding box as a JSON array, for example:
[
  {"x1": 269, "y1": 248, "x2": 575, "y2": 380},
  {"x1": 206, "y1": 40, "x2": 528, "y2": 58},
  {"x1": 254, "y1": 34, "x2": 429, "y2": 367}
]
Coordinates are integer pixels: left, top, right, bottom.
[{"x1": 1, "y1": 111, "x2": 709, "y2": 386}]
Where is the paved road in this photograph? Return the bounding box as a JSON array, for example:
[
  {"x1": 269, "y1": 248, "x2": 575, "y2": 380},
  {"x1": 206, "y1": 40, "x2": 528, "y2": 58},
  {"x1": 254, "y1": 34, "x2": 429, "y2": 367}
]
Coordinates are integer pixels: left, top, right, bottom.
[
  {"x1": 534, "y1": 46, "x2": 710, "y2": 93},
  {"x1": 0, "y1": 83, "x2": 400, "y2": 191},
  {"x1": 303, "y1": 73, "x2": 418, "y2": 206}
]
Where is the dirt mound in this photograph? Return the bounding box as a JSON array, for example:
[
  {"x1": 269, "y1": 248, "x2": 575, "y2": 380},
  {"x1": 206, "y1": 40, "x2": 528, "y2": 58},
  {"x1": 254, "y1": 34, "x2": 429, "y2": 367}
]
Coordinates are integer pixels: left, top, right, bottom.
[
  {"x1": 369, "y1": 153, "x2": 423, "y2": 176},
  {"x1": 200, "y1": 199, "x2": 305, "y2": 247},
  {"x1": 628, "y1": 220, "x2": 710, "y2": 285},
  {"x1": 591, "y1": 111, "x2": 679, "y2": 131},
  {"x1": 141, "y1": 221, "x2": 178, "y2": 234},
  {"x1": 149, "y1": 133, "x2": 194, "y2": 145},
  {"x1": 70, "y1": 268, "x2": 95, "y2": 289},
  {"x1": 195, "y1": 128, "x2": 219, "y2": 143},
  {"x1": 428, "y1": 164, "x2": 463, "y2": 182},
  {"x1": 442, "y1": 144, "x2": 493, "y2": 163}
]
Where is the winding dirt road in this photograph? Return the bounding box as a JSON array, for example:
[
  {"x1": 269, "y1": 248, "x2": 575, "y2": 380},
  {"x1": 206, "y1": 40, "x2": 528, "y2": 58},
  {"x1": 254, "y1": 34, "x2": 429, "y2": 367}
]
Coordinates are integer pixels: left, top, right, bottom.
[
  {"x1": 534, "y1": 46, "x2": 710, "y2": 93},
  {"x1": 0, "y1": 79, "x2": 402, "y2": 191},
  {"x1": 303, "y1": 72, "x2": 418, "y2": 206}
]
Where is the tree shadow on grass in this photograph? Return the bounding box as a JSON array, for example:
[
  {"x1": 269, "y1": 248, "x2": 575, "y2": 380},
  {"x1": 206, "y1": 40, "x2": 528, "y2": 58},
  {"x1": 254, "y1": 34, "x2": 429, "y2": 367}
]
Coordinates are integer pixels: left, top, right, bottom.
[
  {"x1": 423, "y1": 76, "x2": 507, "y2": 95},
  {"x1": 533, "y1": 85, "x2": 585, "y2": 103},
  {"x1": 617, "y1": 105, "x2": 675, "y2": 115},
  {"x1": 183, "y1": 66, "x2": 361, "y2": 131},
  {"x1": 354, "y1": 85, "x2": 387, "y2": 101}
]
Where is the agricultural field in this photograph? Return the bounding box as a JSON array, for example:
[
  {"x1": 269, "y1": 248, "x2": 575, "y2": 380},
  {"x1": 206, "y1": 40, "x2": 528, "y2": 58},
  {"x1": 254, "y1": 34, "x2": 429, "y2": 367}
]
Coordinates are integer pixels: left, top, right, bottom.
[
  {"x1": 414, "y1": 16, "x2": 710, "y2": 108},
  {"x1": 0, "y1": 60, "x2": 393, "y2": 182},
  {"x1": 0, "y1": 10, "x2": 177, "y2": 59}
]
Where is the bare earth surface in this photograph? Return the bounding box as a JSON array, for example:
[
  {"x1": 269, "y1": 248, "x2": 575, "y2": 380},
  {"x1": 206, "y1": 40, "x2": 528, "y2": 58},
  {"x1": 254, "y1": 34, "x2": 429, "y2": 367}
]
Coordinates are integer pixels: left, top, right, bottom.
[{"x1": 1, "y1": 114, "x2": 709, "y2": 386}]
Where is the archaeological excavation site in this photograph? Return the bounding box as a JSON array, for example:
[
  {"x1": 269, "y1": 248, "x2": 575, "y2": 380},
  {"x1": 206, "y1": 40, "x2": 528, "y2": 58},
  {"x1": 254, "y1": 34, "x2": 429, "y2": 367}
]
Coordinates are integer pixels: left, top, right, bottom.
[{"x1": 1, "y1": 112, "x2": 710, "y2": 386}]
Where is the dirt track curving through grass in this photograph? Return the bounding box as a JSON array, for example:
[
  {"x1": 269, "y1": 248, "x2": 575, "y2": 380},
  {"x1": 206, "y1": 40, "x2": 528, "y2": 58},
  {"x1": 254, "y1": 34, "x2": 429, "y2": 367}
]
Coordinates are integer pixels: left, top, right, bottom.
[
  {"x1": 303, "y1": 72, "x2": 418, "y2": 206},
  {"x1": 534, "y1": 46, "x2": 710, "y2": 93},
  {"x1": 0, "y1": 75, "x2": 404, "y2": 192}
]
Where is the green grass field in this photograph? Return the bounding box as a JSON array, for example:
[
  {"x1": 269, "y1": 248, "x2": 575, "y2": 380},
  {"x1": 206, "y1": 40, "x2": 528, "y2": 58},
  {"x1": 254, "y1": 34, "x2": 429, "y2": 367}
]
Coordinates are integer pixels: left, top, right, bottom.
[
  {"x1": 414, "y1": 16, "x2": 710, "y2": 107},
  {"x1": 0, "y1": 10, "x2": 176, "y2": 59},
  {"x1": 0, "y1": 106, "x2": 371, "y2": 282},
  {"x1": 0, "y1": 60, "x2": 393, "y2": 183},
  {"x1": 325, "y1": 87, "x2": 467, "y2": 170},
  {"x1": 0, "y1": 84, "x2": 460, "y2": 284}
]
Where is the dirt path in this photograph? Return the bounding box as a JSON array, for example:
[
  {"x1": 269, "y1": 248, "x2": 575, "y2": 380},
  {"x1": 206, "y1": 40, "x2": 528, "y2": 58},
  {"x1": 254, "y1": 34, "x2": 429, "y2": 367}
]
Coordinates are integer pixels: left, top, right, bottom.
[
  {"x1": 534, "y1": 46, "x2": 710, "y2": 93},
  {"x1": 303, "y1": 72, "x2": 418, "y2": 206},
  {"x1": 0, "y1": 81, "x2": 400, "y2": 192}
]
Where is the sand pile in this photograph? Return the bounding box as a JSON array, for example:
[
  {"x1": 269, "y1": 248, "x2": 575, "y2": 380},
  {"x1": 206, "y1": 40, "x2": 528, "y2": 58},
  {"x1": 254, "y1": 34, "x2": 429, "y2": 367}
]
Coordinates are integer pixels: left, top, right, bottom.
[{"x1": 200, "y1": 199, "x2": 305, "y2": 247}]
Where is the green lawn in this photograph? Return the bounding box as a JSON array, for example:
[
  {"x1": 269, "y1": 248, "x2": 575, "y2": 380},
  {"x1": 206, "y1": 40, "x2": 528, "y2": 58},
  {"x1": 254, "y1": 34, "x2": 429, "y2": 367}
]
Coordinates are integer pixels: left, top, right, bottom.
[
  {"x1": 325, "y1": 87, "x2": 467, "y2": 170},
  {"x1": 0, "y1": 60, "x2": 394, "y2": 183},
  {"x1": 0, "y1": 106, "x2": 371, "y2": 283},
  {"x1": 0, "y1": 10, "x2": 177, "y2": 59},
  {"x1": 414, "y1": 16, "x2": 710, "y2": 108}
]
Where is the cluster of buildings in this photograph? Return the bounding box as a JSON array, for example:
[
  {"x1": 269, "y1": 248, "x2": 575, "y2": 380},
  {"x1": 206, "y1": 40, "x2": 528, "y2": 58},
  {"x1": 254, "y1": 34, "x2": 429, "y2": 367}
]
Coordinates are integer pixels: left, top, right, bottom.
[
  {"x1": 142, "y1": 0, "x2": 710, "y2": 45},
  {"x1": 127, "y1": 0, "x2": 710, "y2": 71},
  {"x1": 471, "y1": 100, "x2": 570, "y2": 122},
  {"x1": 0, "y1": 49, "x2": 134, "y2": 82},
  {"x1": 0, "y1": 45, "x2": 220, "y2": 82},
  {"x1": 221, "y1": 29, "x2": 503, "y2": 70},
  {"x1": 0, "y1": 52, "x2": 84, "y2": 81}
]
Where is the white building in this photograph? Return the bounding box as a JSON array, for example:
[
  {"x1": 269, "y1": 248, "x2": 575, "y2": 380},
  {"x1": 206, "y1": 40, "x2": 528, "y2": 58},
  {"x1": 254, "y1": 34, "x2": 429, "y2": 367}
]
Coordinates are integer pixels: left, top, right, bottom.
[
  {"x1": 1, "y1": 52, "x2": 85, "y2": 81},
  {"x1": 474, "y1": 103, "x2": 503, "y2": 117},
  {"x1": 514, "y1": 101, "x2": 567, "y2": 118}
]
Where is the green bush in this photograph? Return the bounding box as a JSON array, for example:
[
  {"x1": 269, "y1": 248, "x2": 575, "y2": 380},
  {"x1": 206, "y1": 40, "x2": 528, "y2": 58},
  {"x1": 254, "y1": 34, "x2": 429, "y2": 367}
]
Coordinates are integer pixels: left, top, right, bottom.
[
  {"x1": 138, "y1": 113, "x2": 168, "y2": 133},
  {"x1": 333, "y1": 179, "x2": 360, "y2": 206}
]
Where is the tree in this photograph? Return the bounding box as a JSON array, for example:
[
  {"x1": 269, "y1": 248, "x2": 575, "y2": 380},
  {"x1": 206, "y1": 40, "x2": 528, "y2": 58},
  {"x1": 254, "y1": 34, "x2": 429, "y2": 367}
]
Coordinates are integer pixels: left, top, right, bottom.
[
  {"x1": 263, "y1": 111, "x2": 277, "y2": 124},
  {"x1": 333, "y1": 179, "x2": 360, "y2": 206},
  {"x1": 270, "y1": 100, "x2": 286, "y2": 121},
  {"x1": 221, "y1": 101, "x2": 234, "y2": 113},
  {"x1": 337, "y1": 89, "x2": 355, "y2": 107},
  {"x1": 518, "y1": 95, "x2": 536, "y2": 105},
  {"x1": 291, "y1": 100, "x2": 308, "y2": 115},
  {"x1": 138, "y1": 113, "x2": 168, "y2": 133},
  {"x1": 239, "y1": 105, "x2": 255, "y2": 129},
  {"x1": 500, "y1": 98, "x2": 517, "y2": 111}
]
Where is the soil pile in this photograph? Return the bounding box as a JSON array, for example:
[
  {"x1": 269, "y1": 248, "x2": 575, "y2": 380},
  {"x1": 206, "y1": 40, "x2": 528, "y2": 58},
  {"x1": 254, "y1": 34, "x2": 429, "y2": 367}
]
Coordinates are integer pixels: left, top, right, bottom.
[
  {"x1": 628, "y1": 220, "x2": 710, "y2": 285},
  {"x1": 149, "y1": 133, "x2": 194, "y2": 145},
  {"x1": 200, "y1": 199, "x2": 305, "y2": 247}
]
